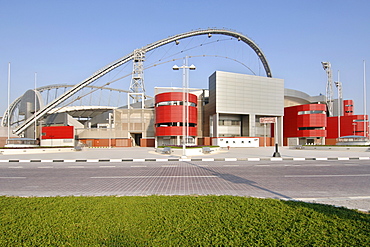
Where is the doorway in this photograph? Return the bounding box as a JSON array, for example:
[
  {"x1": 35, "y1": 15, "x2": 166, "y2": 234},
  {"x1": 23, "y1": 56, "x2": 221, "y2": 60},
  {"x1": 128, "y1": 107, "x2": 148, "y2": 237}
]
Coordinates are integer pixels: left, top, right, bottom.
[{"x1": 131, "y1": 133, "x2": 142, "y2": 147}]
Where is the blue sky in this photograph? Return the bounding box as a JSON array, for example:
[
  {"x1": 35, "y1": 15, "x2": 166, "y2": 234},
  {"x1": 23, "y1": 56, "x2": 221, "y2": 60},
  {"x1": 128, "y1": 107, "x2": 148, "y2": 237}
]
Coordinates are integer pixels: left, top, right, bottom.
[{"x1": 1, "y1": 0, "x2": 370, "y2": 115}]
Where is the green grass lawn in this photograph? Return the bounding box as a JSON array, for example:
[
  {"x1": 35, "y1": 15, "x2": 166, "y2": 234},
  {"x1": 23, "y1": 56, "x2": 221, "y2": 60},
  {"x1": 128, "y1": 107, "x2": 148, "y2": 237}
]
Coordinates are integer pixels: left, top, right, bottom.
[{"x1": 1, "y1": 195, "x2": 369, "y2": 246}]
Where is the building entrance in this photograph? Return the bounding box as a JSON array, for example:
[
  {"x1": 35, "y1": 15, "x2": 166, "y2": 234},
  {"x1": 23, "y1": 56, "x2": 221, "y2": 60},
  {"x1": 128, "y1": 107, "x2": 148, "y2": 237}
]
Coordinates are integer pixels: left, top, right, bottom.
[{"x1": 131, "y1": 133, "x2": 142, "y2": 146}]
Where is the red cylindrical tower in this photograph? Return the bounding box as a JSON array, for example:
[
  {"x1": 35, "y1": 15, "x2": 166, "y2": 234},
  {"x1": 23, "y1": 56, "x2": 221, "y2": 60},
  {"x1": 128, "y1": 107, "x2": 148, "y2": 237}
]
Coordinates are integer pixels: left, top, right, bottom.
[
  {"x1": 343, "y1": 100, "x2": 354, "y2": 116},
  {"x1": 155, "y1": 92, "x2": 197, "y2": 137}
]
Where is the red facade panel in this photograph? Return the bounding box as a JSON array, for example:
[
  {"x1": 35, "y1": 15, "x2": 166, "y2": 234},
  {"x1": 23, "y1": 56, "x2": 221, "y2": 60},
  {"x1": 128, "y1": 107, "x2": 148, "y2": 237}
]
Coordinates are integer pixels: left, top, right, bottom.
[
  {"x1": 284, "y1": 104, "x2": 326, "y2": 138},
  {"x1": 155, "y1": 92, "x2": 197, "y2": 104},
  {"x1": 155, "y1": 92, "x2": 198, "y2": 137},
  {"x1": 297, "y1": 114, "x2": 326, "y2": 128},
  {"x1": 41, "y1": 126, "x2": 74, "y2": 139},
  {"x1": 327, "y1": 115, "x2": 367, "y2": 138},
  {"x1": 296, "y1": 129, "x2": 326, "y2": 137},
  {"x1": 156, "y1": 126, "x2": 197, "y2": 136},
  {"x1": 343, "y1": 100, "x2": 354, "y2": 116},
  {"x1": 285, "y1": 102, "x2": 368, "y2": 140},
  {"x1": 155, "y1": 106, "x2": 197, "y2": 124}
]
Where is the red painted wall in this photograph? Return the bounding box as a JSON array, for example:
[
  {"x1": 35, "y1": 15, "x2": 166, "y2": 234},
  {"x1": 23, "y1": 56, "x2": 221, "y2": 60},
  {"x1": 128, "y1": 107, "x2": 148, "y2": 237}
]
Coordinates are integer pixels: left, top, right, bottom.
[
  {"x1": 284, "y1": 102, "x2": 368, "y2": 140},
  {"x1": 327, "y1": 115, "x2": 367, "y2": 138},
  {"x1": 156, "y1": 105, "x2": 197, "y2": 123},
  {"x1": 284, "y1": 104, "x2": 327, "y2": 138},
  {"x1": 343, "y1": 100, "x2": 354, "y2": 116},
  {"x1": 41, "y1": 126, "x2": 74, "y2": 139},
  {"x1": 155, "y1": 92, "x2": 198, "y2": 137}
]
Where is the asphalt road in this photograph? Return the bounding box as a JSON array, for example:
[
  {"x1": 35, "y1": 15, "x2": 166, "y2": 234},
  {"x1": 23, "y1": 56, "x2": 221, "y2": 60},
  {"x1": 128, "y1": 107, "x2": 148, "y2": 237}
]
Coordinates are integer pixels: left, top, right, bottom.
[{"x1": 1, "y1": 160, "x2": 369, "y2": 211}]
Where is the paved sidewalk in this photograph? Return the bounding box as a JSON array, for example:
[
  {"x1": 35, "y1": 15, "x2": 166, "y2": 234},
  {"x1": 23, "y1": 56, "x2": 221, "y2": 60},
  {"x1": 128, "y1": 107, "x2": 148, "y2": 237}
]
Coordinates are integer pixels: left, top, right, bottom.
[{"x1": 1, "y1": 146, "x2": 370, "y2": 162}]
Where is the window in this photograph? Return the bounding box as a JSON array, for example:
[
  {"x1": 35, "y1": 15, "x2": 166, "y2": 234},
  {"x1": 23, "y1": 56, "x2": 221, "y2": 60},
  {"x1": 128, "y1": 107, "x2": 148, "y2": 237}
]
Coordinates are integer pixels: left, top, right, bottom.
[
  {"x1": 298, "y1": 127, "x2": 324, "y2": 130},
  {"x1": 219, "y1": 119, "x2": 241, "y2": 126},
  {"x1": 156, "y1": 122, "x2": 197, "y2": 127},
  {"x1": 298, "y1": 110, "x2": 325, "y2": 115},
  {"x1": 156, "y1": 101, "x2": 197, "y2": 107}
]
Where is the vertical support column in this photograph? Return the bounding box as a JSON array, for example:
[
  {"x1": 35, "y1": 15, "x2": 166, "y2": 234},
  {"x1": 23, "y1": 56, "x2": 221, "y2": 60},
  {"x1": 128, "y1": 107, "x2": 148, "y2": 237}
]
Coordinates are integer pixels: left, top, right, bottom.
[
  {"x1": 278, "y1": 116, "x2": 283, "y2": 147},
  {"x1": 213, "y1": 113, "x2": 219, "y2": 138},
  {"x1": 249, "y1": 114, "x2": 256, "y2": 137}
]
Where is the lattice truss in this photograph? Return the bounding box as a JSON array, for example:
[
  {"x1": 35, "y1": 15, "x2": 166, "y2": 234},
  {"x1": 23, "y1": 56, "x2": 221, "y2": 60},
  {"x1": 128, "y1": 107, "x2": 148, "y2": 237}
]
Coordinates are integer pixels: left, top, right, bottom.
[{"x1": 2, "y1": 29, "x2": 272, "y2": 134}]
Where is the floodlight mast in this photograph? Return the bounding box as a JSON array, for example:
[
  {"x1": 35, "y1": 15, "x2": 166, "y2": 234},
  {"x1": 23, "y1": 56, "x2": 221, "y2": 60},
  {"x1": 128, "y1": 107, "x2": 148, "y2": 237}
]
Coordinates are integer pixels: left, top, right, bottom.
[
  {"x1": 129, "y1": 49, "x2": 146, "y2": 104},
  {"x1": 322, "y1": 61, "x2": 334, "y2": 117}
]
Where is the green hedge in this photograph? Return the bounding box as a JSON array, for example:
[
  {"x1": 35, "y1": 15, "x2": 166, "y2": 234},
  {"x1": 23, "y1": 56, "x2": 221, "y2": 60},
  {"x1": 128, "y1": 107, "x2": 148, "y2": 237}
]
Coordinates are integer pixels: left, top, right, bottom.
[{"x1": 1, "y1": 196, "x2": 369, "y2": 246}]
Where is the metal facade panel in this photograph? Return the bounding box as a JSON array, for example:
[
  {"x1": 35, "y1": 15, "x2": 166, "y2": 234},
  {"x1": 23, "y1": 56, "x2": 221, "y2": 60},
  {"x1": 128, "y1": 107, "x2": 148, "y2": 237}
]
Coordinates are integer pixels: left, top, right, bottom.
[{"x1": 213, "y1": 71, "x2": 284, "y2": 115}]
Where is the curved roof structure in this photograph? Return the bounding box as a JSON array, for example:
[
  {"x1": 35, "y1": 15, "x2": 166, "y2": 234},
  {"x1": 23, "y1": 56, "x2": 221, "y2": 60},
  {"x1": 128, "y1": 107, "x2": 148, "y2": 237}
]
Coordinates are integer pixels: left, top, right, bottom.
[{"x1": 13, "y1": 28, "x2": 272, "y2": 136}]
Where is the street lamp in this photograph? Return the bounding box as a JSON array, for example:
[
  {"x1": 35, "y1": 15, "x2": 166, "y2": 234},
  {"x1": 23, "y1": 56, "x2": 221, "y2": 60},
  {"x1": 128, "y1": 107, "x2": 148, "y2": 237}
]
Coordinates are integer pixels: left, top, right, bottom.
[{"x1": 173, "y1": 56, "x2": 196, "y2": 158}]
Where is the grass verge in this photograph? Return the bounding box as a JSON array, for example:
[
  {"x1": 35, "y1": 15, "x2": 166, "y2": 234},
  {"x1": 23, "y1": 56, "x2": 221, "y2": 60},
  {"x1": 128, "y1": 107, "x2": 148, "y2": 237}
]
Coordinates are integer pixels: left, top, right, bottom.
[{"x1": 1, "y1": 195, "x2": 369, "y2": 246}]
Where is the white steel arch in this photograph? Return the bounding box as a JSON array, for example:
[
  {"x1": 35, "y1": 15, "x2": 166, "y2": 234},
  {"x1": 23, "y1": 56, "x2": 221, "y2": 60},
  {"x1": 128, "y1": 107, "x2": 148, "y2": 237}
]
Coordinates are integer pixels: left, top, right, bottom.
[
  {"x1": 14, "y1": 28, "x2": 272, "y2": 136},
  {"x1": 2, "y1": 85, "x2": 132, "y2": 127}
]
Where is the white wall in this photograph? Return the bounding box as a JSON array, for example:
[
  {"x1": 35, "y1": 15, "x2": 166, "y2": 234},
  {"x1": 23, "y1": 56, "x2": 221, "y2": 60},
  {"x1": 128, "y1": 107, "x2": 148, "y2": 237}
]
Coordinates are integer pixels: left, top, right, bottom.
[
  {"x1": 41, "y1": 138, "x2": 74, "y2": 147},
  {"x1": 212, "y1": 137, "x2": 259, "y2": 147}
]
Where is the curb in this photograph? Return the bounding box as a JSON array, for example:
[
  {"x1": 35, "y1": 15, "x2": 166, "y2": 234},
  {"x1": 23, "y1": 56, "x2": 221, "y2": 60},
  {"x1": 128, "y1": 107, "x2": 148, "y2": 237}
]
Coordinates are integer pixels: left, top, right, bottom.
[{"x1": 0, "y1": 157, "x2": 369, "y2": 163}]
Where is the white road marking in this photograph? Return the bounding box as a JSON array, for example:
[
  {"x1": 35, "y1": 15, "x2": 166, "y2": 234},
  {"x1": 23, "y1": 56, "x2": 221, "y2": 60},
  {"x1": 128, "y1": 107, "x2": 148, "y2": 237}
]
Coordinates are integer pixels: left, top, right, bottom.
[
  {"x1": 294, "y1": 195, "x2": 370, "y2": 201},
  {"x1": 180, "y1": 158, "x2": 192, "y2": 162},
  {"x1": 91, "y1": 175, "x2": 218, "y2": 179},
  {"x1": 202, "y1": 158, "x2": 215, "y2": 162},
  {"x1": 156, "y1": 159, "x2": 170, "y2": 162},
  {"x1": 110, "y1": 159, "x2": 122, "y2": 162},
  {"x1": 338, "y1": 157, "x2": 350, "y2": 161},
  {"x1": 359, "y1": 157, "x2": 370, "y2": 160},
  {"x1": 225, "y1": 158, "x2": 237, "y2": 161},
  {"x1": 285, "y1": 174, "x2": 370, "y2": 178},
  {"x1": 271, "y1": 158, "x2": 283, "y2": 161},
  {"x1": 86, "y1": 159, "x2": 99, "y2": 162},
  {"x1": 64, "y1": 160, "x2": 76, "y2": 163}
]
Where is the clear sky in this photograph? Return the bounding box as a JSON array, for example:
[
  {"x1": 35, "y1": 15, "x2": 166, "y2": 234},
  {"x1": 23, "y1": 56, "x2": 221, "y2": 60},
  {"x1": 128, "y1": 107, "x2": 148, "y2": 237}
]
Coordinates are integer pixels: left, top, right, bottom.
[{"x1": 1, "y1": 0, "x2": 370, "y2": 115}]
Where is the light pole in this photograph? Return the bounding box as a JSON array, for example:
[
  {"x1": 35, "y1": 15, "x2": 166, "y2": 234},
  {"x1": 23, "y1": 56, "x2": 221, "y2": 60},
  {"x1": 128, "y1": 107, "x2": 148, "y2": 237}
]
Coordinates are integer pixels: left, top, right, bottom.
[
  {"x1": 173, "y1": 56, "x2": 196, "y2": 158},
  {"x1": 108, "y1": 112, "x2": 113, "y2": 148},
  {"x1": 353, "y1": 122, "x2": 357, "y2": 135},
  {"x1": 335, "y1": 71, "x2": 342, "y2": 139}
]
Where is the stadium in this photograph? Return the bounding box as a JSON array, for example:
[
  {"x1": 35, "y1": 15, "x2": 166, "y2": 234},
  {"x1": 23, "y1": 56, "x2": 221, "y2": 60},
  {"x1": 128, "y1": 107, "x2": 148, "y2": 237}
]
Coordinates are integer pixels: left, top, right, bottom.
[{"x1": 1, "y1": 29, "x2": 367, "y2": 148}]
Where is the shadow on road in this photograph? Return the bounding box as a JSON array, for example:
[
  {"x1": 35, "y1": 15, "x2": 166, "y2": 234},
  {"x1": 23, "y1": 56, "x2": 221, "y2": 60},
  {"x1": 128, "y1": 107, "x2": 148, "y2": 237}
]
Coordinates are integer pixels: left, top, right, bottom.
[{"x1": 186, "y1": 161, "x2": 291, "y2": 200}]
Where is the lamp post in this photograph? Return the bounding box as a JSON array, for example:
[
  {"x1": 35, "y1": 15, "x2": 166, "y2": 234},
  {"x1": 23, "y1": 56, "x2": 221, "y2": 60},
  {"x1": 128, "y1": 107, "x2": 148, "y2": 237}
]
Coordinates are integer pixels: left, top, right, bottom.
[
  {"x1": 353, "y1": 122, "x2": 357, "y2": 135},
  {"x1": 172, "y1": 56, "x2": 196, "y2": 158},
  {"x1": 335, "y1": 71, "x2": 342, "y2": 139}
]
